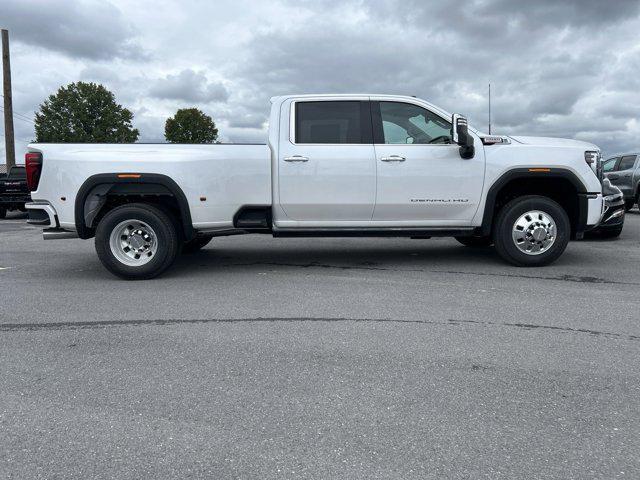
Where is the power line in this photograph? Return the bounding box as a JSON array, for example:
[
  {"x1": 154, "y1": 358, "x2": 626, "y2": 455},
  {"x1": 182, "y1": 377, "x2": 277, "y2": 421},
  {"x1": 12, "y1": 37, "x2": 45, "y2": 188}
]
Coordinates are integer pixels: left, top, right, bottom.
[
  {"x1": 0, "y1": 95, "x2": 35, "y2": 123},
  {"x1": 0, "y1": 132, "x2": 34, "y2": 142},
  {"x1": 0, "y1": 106, "x2": 35, "y2": 125}
]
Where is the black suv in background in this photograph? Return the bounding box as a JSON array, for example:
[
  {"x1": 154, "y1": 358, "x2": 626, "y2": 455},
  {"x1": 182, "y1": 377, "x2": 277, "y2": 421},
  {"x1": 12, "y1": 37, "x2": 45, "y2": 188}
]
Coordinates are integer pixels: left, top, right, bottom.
[
  {"x1": 0, "y1": 165, "x2": 30, "y2": 219},
  {"x1": 602, "y1": 153, "x2": 640, "y2": 211}
]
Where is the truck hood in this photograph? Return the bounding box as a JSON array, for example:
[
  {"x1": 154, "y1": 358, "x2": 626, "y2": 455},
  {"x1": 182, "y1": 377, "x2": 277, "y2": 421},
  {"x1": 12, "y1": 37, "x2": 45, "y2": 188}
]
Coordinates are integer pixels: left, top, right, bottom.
[{"x1": 508, "y1": 136, "x2": 598, "y2": 151}]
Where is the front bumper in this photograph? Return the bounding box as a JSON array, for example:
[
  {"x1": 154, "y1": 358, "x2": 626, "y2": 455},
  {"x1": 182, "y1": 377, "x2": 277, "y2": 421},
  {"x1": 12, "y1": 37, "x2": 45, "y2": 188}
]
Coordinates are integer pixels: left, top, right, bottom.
[
  {"x1": 577, "y1": 193, "x2": 604, "y2": 237},
  {"x1": 599, "y1": 196, "x2": 625, "y2": 228}
]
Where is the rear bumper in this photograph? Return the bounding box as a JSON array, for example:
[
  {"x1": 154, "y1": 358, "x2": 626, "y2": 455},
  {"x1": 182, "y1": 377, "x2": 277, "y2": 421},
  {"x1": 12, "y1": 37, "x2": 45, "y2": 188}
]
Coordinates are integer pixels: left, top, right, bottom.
[
  {"x1": 25, "y1": 202, "x2": 58, "y2": 227},
  {"x1": 0, "y1": 194, "x2": 30, "y2": 206},
  {"x1": 26, "y1": 202, "x2": 79, "y2": 239}
]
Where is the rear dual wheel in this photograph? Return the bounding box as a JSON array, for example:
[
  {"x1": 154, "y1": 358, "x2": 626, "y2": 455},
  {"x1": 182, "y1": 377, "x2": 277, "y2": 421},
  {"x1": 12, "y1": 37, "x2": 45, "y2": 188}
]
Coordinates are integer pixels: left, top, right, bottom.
[{"x1": 95, "y1": 203, "x2": 179, "y2": 280}]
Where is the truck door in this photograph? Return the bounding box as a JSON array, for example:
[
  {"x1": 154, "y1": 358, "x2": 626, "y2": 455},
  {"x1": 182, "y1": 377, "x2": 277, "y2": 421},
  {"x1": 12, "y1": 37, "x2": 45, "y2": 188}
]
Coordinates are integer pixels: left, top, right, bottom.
[
  {"x1": 370, "y1": 100, "x2": 485, "y2": 225},
  {"x1": 607, "y1": 155, "x2": 638, "y2": 198},
  {"x1": 277, "y1": 99, "x2": 376, "y2": 223}
]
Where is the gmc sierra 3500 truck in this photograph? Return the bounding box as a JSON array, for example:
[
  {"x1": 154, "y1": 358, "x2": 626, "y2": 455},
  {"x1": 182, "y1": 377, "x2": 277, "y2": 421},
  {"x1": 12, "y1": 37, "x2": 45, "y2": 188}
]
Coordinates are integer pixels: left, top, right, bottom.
[{"x1": 25, "y1": 94, "x2": 604, "y2": 280}]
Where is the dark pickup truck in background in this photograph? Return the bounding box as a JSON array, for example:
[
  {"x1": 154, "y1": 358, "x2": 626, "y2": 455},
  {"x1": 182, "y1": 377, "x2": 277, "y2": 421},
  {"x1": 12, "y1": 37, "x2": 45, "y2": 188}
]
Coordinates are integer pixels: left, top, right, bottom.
[
  {"x1": 602, "y1": 153, "x2": 640, "y2": 211},
  {"x1": 0, "y1": 165, "x2": 30, "y2": 219}
]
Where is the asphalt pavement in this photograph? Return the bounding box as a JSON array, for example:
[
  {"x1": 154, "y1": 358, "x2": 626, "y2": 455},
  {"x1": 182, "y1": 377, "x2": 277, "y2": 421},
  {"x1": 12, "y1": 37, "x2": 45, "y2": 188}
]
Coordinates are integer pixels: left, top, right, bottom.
[{"x1": 1, "y1": 210, "x2": 639, "y2": 479}]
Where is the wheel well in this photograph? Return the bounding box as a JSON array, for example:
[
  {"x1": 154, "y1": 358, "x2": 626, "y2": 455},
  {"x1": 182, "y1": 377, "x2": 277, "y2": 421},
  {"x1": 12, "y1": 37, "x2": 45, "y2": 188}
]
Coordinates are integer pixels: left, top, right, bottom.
[
  {"x1": 92, "y1": 192, "x2": 183, "y2": 235},
  {"x1": 76, "y1": 175, "x2": 194, "y2": 240},
  {"x1": 488, "y1": 177, "x2": 580, "y2": 235}
]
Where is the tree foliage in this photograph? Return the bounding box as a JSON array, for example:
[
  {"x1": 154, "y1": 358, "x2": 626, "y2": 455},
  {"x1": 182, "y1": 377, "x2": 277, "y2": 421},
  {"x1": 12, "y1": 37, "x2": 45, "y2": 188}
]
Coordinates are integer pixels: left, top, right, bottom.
[
  {"x1": 164, "y1": 108, "x2": 219, "y2": 144},
  {"x1": 34, "y1": 82, "x2": 139, "y2": 143}
]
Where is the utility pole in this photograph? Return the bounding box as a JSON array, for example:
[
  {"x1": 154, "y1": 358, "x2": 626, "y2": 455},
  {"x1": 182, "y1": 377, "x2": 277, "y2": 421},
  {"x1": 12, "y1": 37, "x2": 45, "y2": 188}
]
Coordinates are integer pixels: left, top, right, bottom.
[{"x1": 2, "y1": 29, "x2": 15, "y2": 169}]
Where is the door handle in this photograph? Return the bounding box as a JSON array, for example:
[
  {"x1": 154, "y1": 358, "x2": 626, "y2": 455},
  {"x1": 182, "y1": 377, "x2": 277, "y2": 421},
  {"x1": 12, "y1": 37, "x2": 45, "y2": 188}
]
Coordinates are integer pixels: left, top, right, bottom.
[
  {"x1": 381, "y1": 155, "x2": 406, "y2": 162},
  {"x1": 284, "y1": 155, "x2": 309, "y2": 162}
]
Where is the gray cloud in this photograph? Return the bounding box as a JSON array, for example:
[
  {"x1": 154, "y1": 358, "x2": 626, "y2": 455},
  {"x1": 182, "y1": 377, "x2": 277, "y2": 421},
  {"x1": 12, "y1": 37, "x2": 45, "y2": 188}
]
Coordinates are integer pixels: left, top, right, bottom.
[
  {"x1": 149, "y1": 69, "x2": 229, "y2": 104},
  {"x1": 2, "y1": 0, "x2": 144, "y2": 60},
  {"x1": 3, "y1": 0, "x2": 640, "y2": 159}
]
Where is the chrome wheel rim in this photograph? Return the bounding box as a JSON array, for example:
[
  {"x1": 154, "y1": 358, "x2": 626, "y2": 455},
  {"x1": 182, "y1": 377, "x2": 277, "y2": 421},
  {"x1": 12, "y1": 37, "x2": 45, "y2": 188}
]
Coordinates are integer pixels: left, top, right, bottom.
[
  {"x1": 512, "y1": 210, "x2": 556, "y2": 255},
  {"x1": 109, "y1": 220, "x2": 158, "y2": 267}
]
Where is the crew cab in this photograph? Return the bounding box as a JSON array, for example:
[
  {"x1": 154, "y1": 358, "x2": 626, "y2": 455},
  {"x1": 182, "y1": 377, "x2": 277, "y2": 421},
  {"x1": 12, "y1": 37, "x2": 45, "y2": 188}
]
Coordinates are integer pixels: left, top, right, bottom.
[
  {"x1": 25, "y1": 94, "x2": 604, "y2": 279},
  {"x1": 0, "y1": 165, "x2": 30, "y2": 219}
]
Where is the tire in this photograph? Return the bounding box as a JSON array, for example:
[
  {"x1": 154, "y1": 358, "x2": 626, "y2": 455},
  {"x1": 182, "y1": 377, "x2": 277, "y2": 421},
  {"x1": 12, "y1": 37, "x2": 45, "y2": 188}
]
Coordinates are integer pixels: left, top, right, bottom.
[
  {"x1": 455, "y1": 236, "x2": 493, "y2": 247},
  {"x1": 95, "y1": 203, "x2": 180, "y2": 280},
  {"x1": 0, "y1": 207, "x2": 6, "y2": 219},
  {"x1": 493, "y1": 195, "x2": 570, "y2": 267},
  {"x1": 624, "y1": 199, "x2": 635, "y2": 212},
  {"x1": 182, "y1": 236, "x2": 213, "y2": 253}
]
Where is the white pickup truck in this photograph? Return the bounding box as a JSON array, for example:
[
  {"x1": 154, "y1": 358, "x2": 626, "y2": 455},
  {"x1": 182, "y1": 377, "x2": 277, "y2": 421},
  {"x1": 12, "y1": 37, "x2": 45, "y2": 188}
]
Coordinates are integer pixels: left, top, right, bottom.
[{"x1": 25, "y1": 94, "x2": 604, "y2": 279}]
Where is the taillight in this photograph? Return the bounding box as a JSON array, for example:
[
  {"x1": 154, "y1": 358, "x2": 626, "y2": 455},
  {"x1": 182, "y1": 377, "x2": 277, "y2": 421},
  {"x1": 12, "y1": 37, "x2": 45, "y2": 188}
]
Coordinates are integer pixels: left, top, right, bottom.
[{"x1": 25, "y1": 152, "x2": 43, "y2": 192}]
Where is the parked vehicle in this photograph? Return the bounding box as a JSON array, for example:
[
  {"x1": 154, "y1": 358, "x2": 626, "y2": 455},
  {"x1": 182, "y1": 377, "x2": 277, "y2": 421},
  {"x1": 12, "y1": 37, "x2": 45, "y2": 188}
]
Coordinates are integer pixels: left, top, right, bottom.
[
  {"x1": 602, "y1": 153, "x2": 640, "y2": 211},
  {"x1": 587, "y1": 178, "x2": 625, "y2": 238},
  {"x1": 0, "y1": 165, "x2": 30, "y2": 219},
  {"x1": 25, "y1": 94, "x2": 604, "y2": 279}
]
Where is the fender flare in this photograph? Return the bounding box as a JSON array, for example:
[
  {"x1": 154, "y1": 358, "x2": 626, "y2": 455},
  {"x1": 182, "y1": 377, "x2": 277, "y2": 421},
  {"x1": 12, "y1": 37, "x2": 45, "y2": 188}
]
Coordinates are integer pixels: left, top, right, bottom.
[
  {"x1": 480, "y1": 168, "x2": 594, "y2": 236},
  {"x1": 74, "y1": 173, "x2": 193, "y2": 240}
]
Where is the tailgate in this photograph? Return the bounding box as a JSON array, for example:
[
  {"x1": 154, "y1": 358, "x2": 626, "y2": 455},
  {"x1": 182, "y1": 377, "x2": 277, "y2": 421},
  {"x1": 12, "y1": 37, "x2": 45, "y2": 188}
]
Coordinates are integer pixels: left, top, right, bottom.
[{"x1": 0, "y1": 177, "x2": 28, "y2": 194}]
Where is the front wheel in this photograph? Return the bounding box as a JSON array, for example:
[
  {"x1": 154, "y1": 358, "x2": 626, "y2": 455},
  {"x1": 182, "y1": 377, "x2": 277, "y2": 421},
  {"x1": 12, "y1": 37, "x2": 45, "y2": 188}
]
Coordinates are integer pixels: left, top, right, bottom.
[
  {"x1": 95, "y1": 203, "x2": 180, "y2": 280},
  {"x1": 0, "y1": 207, "x2": 6, "y2": 219},
  {"x1": 493, "y1": 196, "x2": 570, "y2": 267}
]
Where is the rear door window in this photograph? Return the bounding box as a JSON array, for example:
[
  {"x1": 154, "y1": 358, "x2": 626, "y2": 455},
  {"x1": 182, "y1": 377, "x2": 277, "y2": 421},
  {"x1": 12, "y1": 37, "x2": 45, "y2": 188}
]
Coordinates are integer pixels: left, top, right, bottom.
[
  {"x1": 617, "y1": 155, "x2": 637, "y2": 171},
  {"x1": 295, "y1": 101, "x2": 371, "y2": 144}
]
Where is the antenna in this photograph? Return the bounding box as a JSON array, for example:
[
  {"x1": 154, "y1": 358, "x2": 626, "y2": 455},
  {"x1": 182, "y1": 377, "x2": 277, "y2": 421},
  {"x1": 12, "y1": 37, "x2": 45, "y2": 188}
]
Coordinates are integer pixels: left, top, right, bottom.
[{"x1": 488, "y1": 83, "x2": 492, "y2": 135}]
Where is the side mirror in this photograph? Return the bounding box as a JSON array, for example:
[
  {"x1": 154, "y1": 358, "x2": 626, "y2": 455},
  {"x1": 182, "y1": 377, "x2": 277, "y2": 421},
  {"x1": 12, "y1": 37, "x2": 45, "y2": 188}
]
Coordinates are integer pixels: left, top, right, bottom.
[{"x1": 451, "y1": 114, "x2": 475, "y2": 159}]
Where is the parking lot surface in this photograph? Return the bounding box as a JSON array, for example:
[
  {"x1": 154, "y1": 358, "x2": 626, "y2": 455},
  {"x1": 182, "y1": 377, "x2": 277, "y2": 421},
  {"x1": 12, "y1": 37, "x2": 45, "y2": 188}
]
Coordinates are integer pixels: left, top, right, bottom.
[{"x1": 1, "y1": 210, "x2": 639, "y2": 479}]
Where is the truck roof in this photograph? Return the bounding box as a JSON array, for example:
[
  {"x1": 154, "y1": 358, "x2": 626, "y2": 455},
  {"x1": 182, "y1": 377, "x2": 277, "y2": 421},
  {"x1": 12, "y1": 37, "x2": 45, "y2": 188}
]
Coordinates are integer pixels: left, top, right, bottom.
[{"x1": 269, "y1": 94, "x2": 462, "y2": 131}]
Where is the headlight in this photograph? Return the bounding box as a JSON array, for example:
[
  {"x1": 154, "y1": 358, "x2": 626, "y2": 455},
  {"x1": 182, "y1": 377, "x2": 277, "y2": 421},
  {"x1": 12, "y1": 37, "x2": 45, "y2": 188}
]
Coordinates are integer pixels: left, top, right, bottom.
[{"x1": 584, "y1": 150, "x2": 600, "y2": 166}]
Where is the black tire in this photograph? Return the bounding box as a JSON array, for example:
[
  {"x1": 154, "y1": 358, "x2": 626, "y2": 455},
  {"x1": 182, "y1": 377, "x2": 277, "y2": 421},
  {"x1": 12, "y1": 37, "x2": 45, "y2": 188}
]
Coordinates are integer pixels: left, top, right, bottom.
[
  {"x1": 493, "y1": 195, "x2": 570, "y2": 267},
  {"x1": 182, "y1": 236, "x2": 213, "y2": 253},
  {"x1": 455, "y1": 236, "x2": 493, "y2": 247},
  {"x1": 95, "y1": 203, "x2": 179, "y2": 280},
  {"x1": 0, "y1": 207, "x2": 6, "y2": 219},
  {"x1": 624, "y1": 199, "x2": 635, "y2": 212}
]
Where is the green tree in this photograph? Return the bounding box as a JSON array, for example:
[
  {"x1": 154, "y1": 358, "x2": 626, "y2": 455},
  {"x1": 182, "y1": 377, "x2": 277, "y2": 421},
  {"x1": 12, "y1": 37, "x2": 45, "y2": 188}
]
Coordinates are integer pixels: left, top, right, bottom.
[
  {"x1": 164, "y1": 108, "x2": 218, "y2": 144},
  {"x1": 34, "y1": 82, "x2": 139, "y2": 143}
]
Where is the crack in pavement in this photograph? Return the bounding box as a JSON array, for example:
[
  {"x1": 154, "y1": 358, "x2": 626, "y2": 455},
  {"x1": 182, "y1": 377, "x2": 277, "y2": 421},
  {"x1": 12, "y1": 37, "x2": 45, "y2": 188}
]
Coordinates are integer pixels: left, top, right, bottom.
[
  {"x1": 1, "y1": 317, "x2": 638, "y2": 342},
  {"x1": 217, "y1": 261, "x2": 639, "y2": 286}
]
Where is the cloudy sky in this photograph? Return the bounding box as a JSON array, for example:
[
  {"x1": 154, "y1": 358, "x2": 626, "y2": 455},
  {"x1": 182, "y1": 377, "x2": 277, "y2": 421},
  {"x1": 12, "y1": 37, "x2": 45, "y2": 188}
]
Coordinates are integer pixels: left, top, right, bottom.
[{"x1": 2, "y1": 0, "x2": 640, "y2": 163}]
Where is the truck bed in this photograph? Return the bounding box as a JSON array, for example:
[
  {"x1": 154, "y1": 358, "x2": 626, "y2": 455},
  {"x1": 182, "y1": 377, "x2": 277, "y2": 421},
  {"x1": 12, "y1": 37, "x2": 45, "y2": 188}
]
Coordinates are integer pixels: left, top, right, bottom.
[{"x1": 28, "y1": 143, "x2": 272, "y2": 231}]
